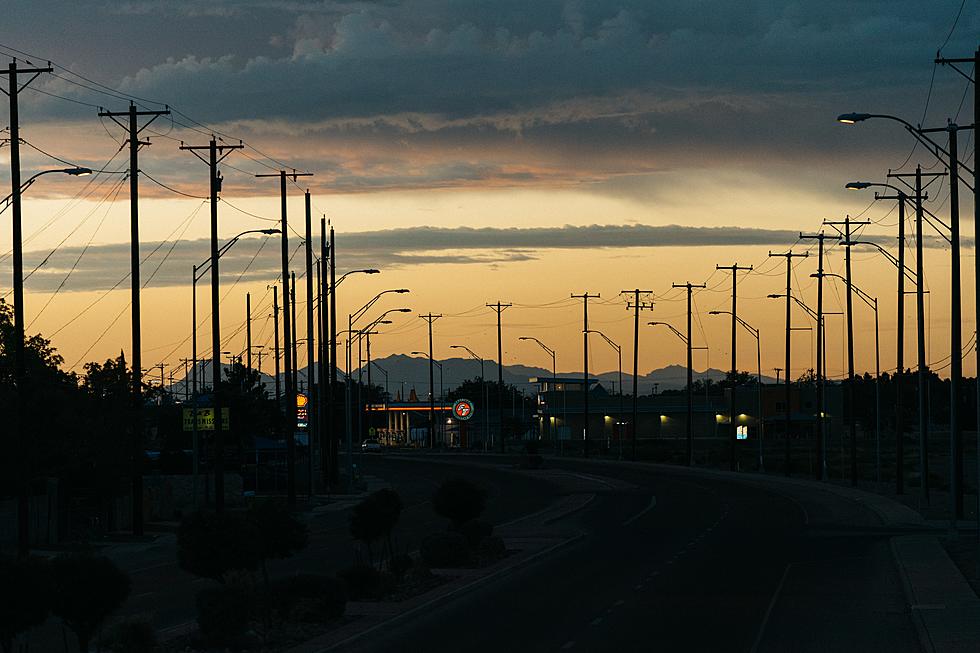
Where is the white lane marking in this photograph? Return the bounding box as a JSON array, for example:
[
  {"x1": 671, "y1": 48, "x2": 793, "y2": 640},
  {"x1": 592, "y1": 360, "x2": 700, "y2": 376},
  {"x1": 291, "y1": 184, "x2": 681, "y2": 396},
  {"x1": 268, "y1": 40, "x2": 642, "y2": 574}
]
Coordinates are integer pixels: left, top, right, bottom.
[
  {"x1": 634, "y1": 584, "x2": 643, "y2": 590},
  {"x1": 622, "y1": 495, "x2": 658, "y2": 526},
  {"x1": 750, "y1": 563, "x2": 793, "y2": 653},
  {"x1": 614, "y1": 599, "x2": 625, "y2": 606},
  {"x1": 561, "y1": 641, "x2": 576, "y2": 649},
  {"x1": 590, "y1": 617, "x2": 603, "y2": 626},
  {"x1": 133, "y1": 592, "x2": 155, "y2": 599}
]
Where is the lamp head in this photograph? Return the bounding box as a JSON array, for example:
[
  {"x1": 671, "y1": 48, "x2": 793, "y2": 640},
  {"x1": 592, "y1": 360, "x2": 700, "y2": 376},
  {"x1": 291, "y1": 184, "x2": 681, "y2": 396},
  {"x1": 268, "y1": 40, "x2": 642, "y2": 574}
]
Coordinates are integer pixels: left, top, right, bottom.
[
  {"x1": 708, "y1": 311, "x2": 721, "y2": 315},
  {"x1": 837, "y1": 112, "x2": 871, "y2": 124},
  {"x1": 845, "y1": 182, "x2": 871, "y2": 190},
  {"x1": 365, "y1": 269, "x2": 380, "y2": 274},
  {"x1": 66, "y1": 167, "x2": 92, "y2": 176},
  {"x1": 396, "y1": 308, "x2": 412, "y2": 313},
  {"x1": 261, "y1": 228, "x2": 282, "y2": 235},
  {"x1": 767, "y1": 294, "x2": 781, "y2": 299},
  {"x1": 395, "y1": 288, "x2": 410, "y2": 293}
]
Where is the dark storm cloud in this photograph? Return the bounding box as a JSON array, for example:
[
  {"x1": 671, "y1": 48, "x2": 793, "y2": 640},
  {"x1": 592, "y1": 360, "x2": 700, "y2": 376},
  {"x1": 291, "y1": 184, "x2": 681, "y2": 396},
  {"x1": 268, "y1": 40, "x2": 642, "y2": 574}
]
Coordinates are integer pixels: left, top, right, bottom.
[{"x1": 17, "y1": 223, "x2": 955, "y2": 293}]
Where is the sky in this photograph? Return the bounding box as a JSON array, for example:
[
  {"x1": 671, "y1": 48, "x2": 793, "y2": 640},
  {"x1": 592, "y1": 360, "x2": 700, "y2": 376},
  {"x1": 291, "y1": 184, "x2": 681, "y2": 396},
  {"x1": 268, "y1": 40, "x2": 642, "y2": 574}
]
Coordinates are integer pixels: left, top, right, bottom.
[{"x1": 0, "y1": 1, "x2": 976, "y2": 388}]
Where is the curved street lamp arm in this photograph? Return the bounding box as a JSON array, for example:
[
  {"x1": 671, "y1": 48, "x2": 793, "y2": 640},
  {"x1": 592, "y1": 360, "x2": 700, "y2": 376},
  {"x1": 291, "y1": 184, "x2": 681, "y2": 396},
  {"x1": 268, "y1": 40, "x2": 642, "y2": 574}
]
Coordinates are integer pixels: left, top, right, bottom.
[
  {"x1": 584, "y1": 329, "x2": 621, "y2": 353},
  {"x1": 648, "y1": 321, "x2": 688, "y2": 345},
  {"x1": 848, "y1": 240, "x2": 921, "y2": 282}
]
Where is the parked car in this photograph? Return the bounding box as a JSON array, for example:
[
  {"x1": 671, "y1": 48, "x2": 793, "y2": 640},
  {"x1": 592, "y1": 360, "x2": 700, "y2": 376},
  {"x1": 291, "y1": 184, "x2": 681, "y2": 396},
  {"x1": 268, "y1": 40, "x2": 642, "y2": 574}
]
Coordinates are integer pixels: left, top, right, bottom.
[{"x1": 361, "y1": 439, "x2": 383, "y2": 452}]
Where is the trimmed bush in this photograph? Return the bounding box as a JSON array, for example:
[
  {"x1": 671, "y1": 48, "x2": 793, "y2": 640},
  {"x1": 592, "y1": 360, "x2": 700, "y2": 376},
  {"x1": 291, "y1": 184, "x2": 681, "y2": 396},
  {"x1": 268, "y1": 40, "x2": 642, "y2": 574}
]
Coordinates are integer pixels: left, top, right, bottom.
[
  {"x1": 195, "y1": 585, "x2": 251, "y2": 647},
  {"x1": 349, "y1": 488, "x2": 403, "y2": 566},
  {"x1": 248, "y1": 500, "x2": 309, "y2": 565},
  {"x1": 275, "y1": 574, "x2": 347, "y2": 622},
  {"x1": 458, "y1": 519, "x2": 493, "y2": 547},
  {"x1": 477, "y1": 535, "x2": 507, "y2": 564},
  {"x1": 389, "y1": 553, "x2": 415, "y2": 578},
  {"x1": 177, "y1": 510, "x2": 261, "y2": 582},
  {"x1": 432, "y1": 478, "x2": 487, "y2": 528},
  {"x1": 338, "y1": 564, "x2": 387, "y2": 600},
  {"x1": 0, "y1": 555, "x2": 52, "y2": 653},
  {"x1": 50, "y1": 555, "x2": 131, "y2": 653},
  {"x1": 101, "y1": 618, "x2": 157, "y2": 653},
  {"x1": 420, "y1": 532, "x2": 470, "y2": 568}
]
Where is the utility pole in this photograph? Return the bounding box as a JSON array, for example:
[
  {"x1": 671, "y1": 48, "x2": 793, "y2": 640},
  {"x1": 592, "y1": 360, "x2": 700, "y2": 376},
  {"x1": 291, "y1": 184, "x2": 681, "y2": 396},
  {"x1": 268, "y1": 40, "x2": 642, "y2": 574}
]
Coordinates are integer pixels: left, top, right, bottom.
[
  {"x1": 303, "y1": 191, "x2": 316, "y2": 495},
  {"x1": 255, "y1": 169, "x2": 311, "y2": 506},
  {"x1": 246, "y1": 293, "x2": 252, "y2": 371},
  {"x1": 487, "y1": 302, "x2": 512, "y2": 453},
  {"x1": 825, "y1": 216, "x2": 870, "y2": 486},
  {"x1": 179, "y1": 359, "x2": 191, "y2": 401},
  {"x1": 99, "y1": 100, "x2": 169, "y2": 536},
  {"x1": 272, "y1": 285, "x2": 281, "y2": 399},
  {"x1": 328, "y1": 224, "x2": 338, "y2": 486},
  {"x1": 180, "y1": 138, "x2": 243, "y2": 513},
  {"x1": 419, "y1": 314, "x2": 442, "y2": 448},
  {"x1": 671, "y1": 283, "x2": 705, "y2": 466},
  {"x1": 291, "y1": 271, "x2": 298, "y2": 394},
  {"x1": 622, "y1": 290, "x2": 653, "y2": 460},
  {"x1": 716, "y1": 264, "x2": 752, "y2": 471},
  {"x1": 3, "y1": 60, "x2": 52, "y2": 556},
  {"x1": 768, "y1": 250, "x2": 809, "y2": 476},
  {"x1": 572, "y1": 293, "x2": 600, "y2": 456},
  {"x1": 801, "y1": 231, "x2": 839, "y2": 480},
  {"x1": 318, "y1": 218, "x2": 328, "y2": 487}
]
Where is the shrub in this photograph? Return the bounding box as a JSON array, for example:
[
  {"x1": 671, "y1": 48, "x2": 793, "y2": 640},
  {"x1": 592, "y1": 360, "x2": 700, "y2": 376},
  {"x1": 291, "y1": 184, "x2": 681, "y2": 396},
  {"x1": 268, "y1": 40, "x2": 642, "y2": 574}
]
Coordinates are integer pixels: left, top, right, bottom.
[
  {"x1": 195, "y1": 585, "x2": 251, "y2": 647},
  {"x1": 476, "y1": 535, "x2": 507, "y2": 564},
  {"x1": 420, "y1": 532, "x2": 470, "y2": 568},
  {"x1": 458, "y1": 519, "x2": 494, "y2": 547},
  {"x1": 274, "y1": 574, "x2": 347, "y2": 622},
  {"x1": 0, "y1": 556, "x2": 52, "y2": 653},
  {"x1": 338, "y1": 564, "x2": 388, "y2": 600},
  {"x1": 248, "y1": 500, "x2": 309, "y2": 566},
  {"x1": 177, "y1": 510, "x2": 261, "y2": 582},
  {"x1": 432, "y1": 478, "x2": 487, "y2": 528},
  {"x1": 389, "y1": 553, "x2": 415, "y2": 578},
  {"x1": 50, "y1": 554, "x2": 131, "y2": 653},
  {"x1": 349, "y1": 488, "x2": 403, "y2": 566},
  {"x1": 101, "y1": 618, "x2": 157, "y2": 653}
]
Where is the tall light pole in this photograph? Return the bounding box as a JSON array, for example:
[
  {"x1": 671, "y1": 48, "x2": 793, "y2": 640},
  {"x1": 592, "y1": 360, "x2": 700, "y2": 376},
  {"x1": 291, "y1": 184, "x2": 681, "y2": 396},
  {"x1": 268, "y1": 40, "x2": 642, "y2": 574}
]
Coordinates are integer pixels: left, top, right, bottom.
[
  {"x1": 191, "y1": 229, "x2": 278, "y2": 506},
  {"x1": 710, "y1": 311, "x2": 763, "y2": 471},
  {"x1": 649, "y1": 320, "x2": 706, "y2": 466},
  {"x1": 450, "y1": 344, "x2": 488, "y2": 449},
  {"x1": 519, "y1": 336, "x2": 560, "y2": 448},
  {"x1": 585, "y1": 329, "x2": 623, "y2": 458},
  {"x1": 2, "y1": 164, "x2": 90, "y2": 554}
]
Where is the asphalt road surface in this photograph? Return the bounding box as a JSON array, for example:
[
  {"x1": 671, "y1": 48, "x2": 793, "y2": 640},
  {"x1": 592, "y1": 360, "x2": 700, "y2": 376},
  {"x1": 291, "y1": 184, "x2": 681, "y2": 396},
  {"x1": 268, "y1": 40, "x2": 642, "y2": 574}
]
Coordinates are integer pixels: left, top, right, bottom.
[{"x1": 350, "y1": 454, "x2": 920, "y2": 653}]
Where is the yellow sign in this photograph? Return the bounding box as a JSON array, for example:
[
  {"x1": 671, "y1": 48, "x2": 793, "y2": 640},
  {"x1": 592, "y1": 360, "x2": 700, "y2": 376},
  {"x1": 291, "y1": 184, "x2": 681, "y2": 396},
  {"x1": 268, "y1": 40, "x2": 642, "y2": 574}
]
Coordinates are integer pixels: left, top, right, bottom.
[
  {"x1": 182, "y1": 407, "x2": 231, "y2": 431},
  {"x1": 296, "y1": 393, "x2": 308, "y2": 408}
]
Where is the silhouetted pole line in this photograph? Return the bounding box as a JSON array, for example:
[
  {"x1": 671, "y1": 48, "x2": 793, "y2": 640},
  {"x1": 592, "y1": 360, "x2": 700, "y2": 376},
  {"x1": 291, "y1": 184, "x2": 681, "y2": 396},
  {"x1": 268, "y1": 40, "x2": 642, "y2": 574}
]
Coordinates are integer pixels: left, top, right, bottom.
[
  {"x1": 419, "y1": 314, "x2": 442, "y2": 448},
  {"x1": 572, "y1": 293, "x2": 599, "y2": 457},
  {"x1": 2, "y1": 59, "x2": 52, "y2": 557},
  {"x1": 825, "y1": 216, "x2": 870, "y2": 486},
  {"x1": 716, "y1": 264, "x2": 752, "y2": 472},
  {"x1": 255, "y1": 169, "x2": 311, "y2": 506},
  {"x1": 800, "y1": 231, "x2": 839, "y2": 481},
  {"x1": 328, "y1": 224, "x2": 338, "y2": 487},
  {"x1": 889, "y1": 168, "x2": 944, "y2": 505},
  {"x1": 179, "y1": 138, "x2": 243, "y2": 514},
  {"x1": 767, "y1": 250, "x2": 808, "y2": 476},
  {"x1": 622, "y1": 289, "x2": 653, "y2": 460},
  {"x1": 99, "y1": 100, "x2": 169, "y2": 536},
  {"x1": 670, "y1": 282, "x2": 705, "y2": 466},
  {"x1": 487, "y1": 302, "x2": 511, "y2": 453},
  {"x1": 191, "y1": 268, "x2": 200, "y2": 505},
  {"x1": 318, "y1": 222, "x2": 328, "y2": 488}
]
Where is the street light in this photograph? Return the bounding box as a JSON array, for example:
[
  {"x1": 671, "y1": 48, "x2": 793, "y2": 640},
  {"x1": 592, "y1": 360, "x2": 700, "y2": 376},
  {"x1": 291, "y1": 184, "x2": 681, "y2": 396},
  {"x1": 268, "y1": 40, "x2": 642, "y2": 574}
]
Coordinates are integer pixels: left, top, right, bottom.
[
  {"x1": 189, "y1": 228, "x2": 279, "y2": 506},
  {"x1": 585, "y1": 330, "x2": 623, "y2": 458},
  {"x1": 8, "y1": 165, "x2": 94, "y2": 555},
  {"x1": 412, "y1": 351, "x2": 444, "y2": 444},
  {"x1": 519, "y1": 336, "x2": 563, "y2": 451},
  {"x1": 450, "y1": 345, "x2": 489, "y2": 450},
  {"x1": 649, "y1": 320, "x2": 706, "y2": 466},
  {"x1": 709, "y1": 310, "x2": 763, "y2": 472}
]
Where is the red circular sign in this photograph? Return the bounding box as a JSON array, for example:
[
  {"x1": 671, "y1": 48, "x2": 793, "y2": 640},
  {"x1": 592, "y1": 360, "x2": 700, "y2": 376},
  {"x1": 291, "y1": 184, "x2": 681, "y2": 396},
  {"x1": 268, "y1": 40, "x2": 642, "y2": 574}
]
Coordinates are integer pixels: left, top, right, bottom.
[{"x1": 452, "y1": 399, "x2": 474, "y2": 421}]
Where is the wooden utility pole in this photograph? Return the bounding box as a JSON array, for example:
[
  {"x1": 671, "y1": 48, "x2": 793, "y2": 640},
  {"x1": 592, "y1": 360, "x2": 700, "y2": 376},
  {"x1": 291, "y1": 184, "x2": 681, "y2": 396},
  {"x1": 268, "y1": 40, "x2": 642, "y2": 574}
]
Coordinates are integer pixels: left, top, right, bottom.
[
  {"x1": 622, "y1": 290, "x2": 653, "y2": 460},
  {"x1": 571, "y1": 293, "x2": 599, "y2": 456},
  {"x1": 716, "y1": 264, "x2": 752, "y2": 471},
  {"x1": 487, "y1": 302, "x2": 512, "y2": 453}
]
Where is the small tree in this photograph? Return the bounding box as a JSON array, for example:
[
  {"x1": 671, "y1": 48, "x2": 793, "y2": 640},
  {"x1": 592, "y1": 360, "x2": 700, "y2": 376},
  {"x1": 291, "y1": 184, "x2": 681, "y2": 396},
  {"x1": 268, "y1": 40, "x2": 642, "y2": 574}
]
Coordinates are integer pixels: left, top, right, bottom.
[
  {"x1": 248, "y1": 500, "x2": 309, "y2": 590},
  {"x1": 0, "y1": 556, "x2": 52, "y2": 653},
  {"x1": 349, "y1": 488, "x2": 403, "y2": 567},
  {"x1": 432, "y1": 478, "x2": 486, "y2": 529},
  {"x1": 177, "y1": 510, "x2": 262, "y2": 583},
  {"x1": 49, "y1": 555, "x2": 131, "y2": 653}
]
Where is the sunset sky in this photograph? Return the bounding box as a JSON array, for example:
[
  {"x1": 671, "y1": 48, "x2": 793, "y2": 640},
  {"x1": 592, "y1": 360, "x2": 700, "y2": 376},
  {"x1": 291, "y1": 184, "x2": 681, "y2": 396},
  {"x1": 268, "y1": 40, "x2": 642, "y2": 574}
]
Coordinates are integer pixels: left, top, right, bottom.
[{"x1": 0, "y1": 1, "x2": 976, "y2": 385}]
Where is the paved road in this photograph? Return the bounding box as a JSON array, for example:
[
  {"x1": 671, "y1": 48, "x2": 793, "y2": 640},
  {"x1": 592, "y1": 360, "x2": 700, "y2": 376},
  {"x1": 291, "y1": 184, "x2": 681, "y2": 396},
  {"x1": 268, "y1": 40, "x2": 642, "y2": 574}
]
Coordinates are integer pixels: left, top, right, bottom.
[{"x1": 350, "y1": 454, "x2": 920, "y2": 653}]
